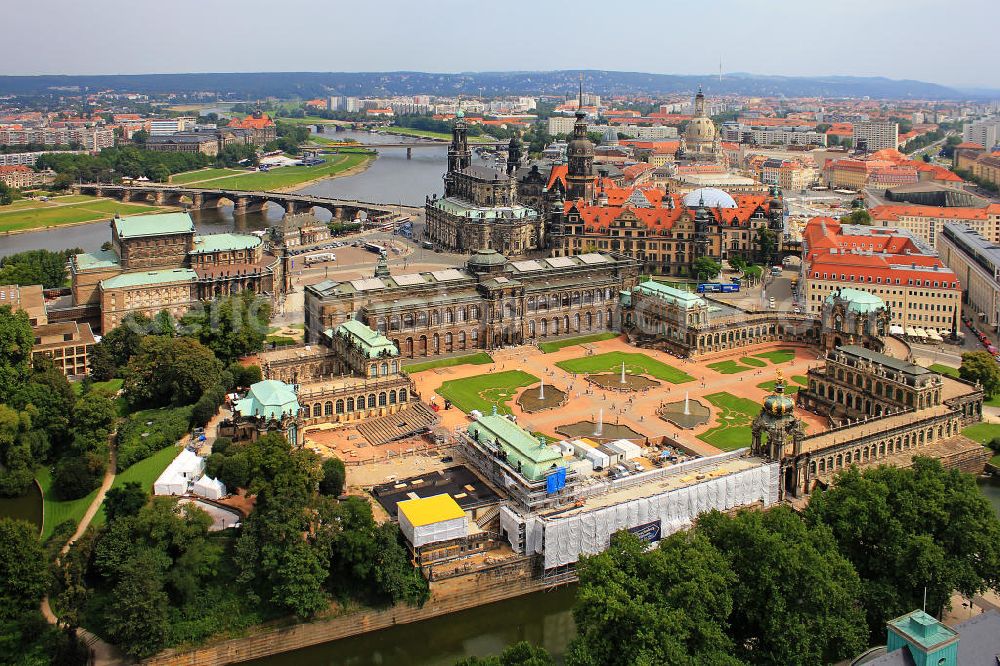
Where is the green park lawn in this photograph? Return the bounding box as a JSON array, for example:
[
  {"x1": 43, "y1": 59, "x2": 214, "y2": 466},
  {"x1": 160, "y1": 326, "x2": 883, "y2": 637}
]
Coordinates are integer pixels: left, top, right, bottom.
[
  {"x1": 929, "y1": 363, "x2": 960, "y2": 378},
  {"x1": 93, "y1": 445, "x2": 183, "y2": 526},
  {"x1": 697, "y1": 392, "x2": 764, "y2": 451},
  {"x1": 437, "y1": 370, "x2": 538, "y2": 415},
  {"x1": 169, "y1": 168, "x2": 245, "y2": 185},
  {"x1": 754, "y1": 349, "x2": 797, "y2": 364},
  {"x1": 37, "y1": 467, "x2": 100, "y2": 541},
  {"x1": 740, "y1": 356, "x2": 768, "y2": 368},
  {"x1": 0, "y1": 196, "x2": 168, "y2": 233},
  {"x1": 538, "y1": 332, "x2": 619, "y2": 354},
  {"x1": 708, "y1": 360, "x2": 753, "y2": 375},
  {"x1": 204, "y1": 152, "x2": 372, "y2": 191},
  {"x1": 962, "y1": 423, "x2": 1000, "y2": 467},
  {"x1": 404, "y1": 352, "x2": 493, "y2": 374},
  {"x1": 555, "y1": 351, "x2": 695, "y2": 384}
]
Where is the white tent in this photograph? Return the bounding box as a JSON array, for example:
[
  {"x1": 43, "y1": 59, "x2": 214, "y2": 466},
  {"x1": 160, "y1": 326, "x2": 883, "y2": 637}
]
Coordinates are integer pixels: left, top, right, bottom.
[
  {"x1": 889, "y1": 324, "x2": 905, "y2": 336},
  {"x1": 913, "y1": 327, "x2": 928, "y2": 339},
  {"x1": 192, "y1": 475, "x2": 226, "y2": 500},
  {"x1": 926, "y1": 330, "x2": 944, "y2": 342},
  {"x1": 153, "y1": 449, "x2": 205, "y2": 496}
]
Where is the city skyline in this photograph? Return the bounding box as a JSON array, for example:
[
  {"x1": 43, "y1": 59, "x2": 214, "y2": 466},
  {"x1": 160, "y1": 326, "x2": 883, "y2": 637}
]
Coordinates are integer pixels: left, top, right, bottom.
[{"x1": 5, "y1": 0, "x2": 998, "y2": 90}]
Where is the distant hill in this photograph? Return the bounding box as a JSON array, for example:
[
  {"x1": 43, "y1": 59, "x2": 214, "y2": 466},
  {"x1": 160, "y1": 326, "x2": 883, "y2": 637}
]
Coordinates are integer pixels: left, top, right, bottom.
[{"x1": 0, "y1": 69, "x2": 965, "y2": 100}]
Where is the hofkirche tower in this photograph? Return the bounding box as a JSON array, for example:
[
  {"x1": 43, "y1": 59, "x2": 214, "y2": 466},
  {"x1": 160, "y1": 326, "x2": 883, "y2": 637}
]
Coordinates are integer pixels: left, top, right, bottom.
[{"x1": 565, "y1": 77, "x2": 595, "y2": 202}]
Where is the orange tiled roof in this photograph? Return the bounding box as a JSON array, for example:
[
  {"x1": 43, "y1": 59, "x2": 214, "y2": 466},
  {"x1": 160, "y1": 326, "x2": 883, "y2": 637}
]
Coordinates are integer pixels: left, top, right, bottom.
[
  {"x1": 870, "y1": 204, "x2": 988, "y2": 222},
  {"x1": 955, "y1": 142, "x2": 984, "y2": 150},
  {"x1": 229, "y1": 114, "x2": 275, "y2": 129},
  {"x1": 0, "y1": 165, "x2": 32, "y2": 174}
]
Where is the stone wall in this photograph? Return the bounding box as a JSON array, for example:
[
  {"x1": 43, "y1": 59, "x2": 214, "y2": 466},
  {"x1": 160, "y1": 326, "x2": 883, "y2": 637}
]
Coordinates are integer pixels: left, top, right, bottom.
[{"x1": 142, "y1": 574, "x2": 566, "y2": 666}]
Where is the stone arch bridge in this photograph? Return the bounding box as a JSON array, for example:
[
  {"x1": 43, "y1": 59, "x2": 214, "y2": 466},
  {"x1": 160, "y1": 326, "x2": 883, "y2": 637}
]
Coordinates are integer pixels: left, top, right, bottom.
[{"x1": 72, "y1": 183, "x2": 422, "y2": 221}]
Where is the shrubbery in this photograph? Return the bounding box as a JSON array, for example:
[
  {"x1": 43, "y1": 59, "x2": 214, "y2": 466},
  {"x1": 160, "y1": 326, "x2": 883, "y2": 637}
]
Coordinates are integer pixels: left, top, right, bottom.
[{"x1": 116, "y1": 406, "x2": 192, "y2": 470}]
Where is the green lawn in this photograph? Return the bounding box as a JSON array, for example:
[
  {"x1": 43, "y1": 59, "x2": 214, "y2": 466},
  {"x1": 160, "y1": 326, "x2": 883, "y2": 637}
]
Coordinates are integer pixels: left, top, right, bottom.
[
  {"x1": 404, "y1": 352, "x2": 493, "y2": 374},
  {"x1": 708, "y1": 360, "x2": 754, "y2": 375},
  {"x1": 93, "y1": 445, "x2": 183, "y2": 526},
  {"x1": 265, "y1": 335, "x2": 297, "y2": 346},
  {"x1": 169, "y1": 168, "x2": 244, "y2": 184},
  {"x1": 754, "y1": 349, "x2": 797, "y2": 365},
  {"x1": 556, "y1": 351, "x2": 695, "y2": 384},
  {"x1": 0, "y1": 196, "x2": 169, "y2": 232},
  {"x1": 437, "y1": 370, "x2": 538, "y2": 415},
  {"x1": 740, "y1": 356, "x2": 768, "y2": 368},
  {"x1": 538, "y1": 332, "x2": 618, "y2": 354},
  {"x1": 697, "y1": 392, "x2": 762, "y2": 451},
  {"x1": 962, "y1": 423, "x2": 1000, "y2": 446},
  {"x1": 929, "y1": 363, "x2": 960, "y2": 378},
  {"x1": 72, "y1": 378, "x2": 123, "y2": 396},
  {"x1": 757, "y1": 375, "x2": 809, "y2": 394},
  {"x1": 201, "y1": 152, "x2": 372, "y2": 191},
  {"x1": 37, "y1": 467, "x2": 100, "y2": 541}
]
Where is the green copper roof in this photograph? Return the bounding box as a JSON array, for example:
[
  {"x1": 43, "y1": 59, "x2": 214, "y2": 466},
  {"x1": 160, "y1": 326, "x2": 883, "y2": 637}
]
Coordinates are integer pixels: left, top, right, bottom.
[
  {"x1": 887, "y1": 610, "x2": 957, "y2": 651},
  {"x1": 113, "y1": 212, "x2": 195, "y2": 239},
  {"x1": 191, "y1": 233, "x2": 261, "y2": 254},
  {"x1": 74, "y1": 249, "x2": 120, "y2": 271},
  {"x1": 468, "y1": 414, "x2": 564, "y2": 481},
  {"x1": 635, "y1": 280, "x2": 706, "y2": 310},
  {"x1": 826, "y1": 287, "x2": 886, "y2": 314},
  {"x1": 335, "y1": 318, "x2": 398, "y2": 358},
  {"x1": 234, "y1": 379, "x2": 299, "y2": 421},
  {"x1": 100, "y1": 268, "x2": 197, "y2": 290}
]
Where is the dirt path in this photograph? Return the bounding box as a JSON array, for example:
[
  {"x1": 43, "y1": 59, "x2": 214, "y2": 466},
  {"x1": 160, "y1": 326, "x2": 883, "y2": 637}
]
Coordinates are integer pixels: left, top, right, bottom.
[{"x1": 41, "y1": 445, "x2": 127, "y2": 664}]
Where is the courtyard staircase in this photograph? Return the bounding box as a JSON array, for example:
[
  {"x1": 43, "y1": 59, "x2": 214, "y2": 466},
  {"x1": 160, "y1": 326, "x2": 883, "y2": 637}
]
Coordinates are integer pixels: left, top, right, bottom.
[{"x1": 475, "y1": 504, "x2": 501, "y2": 529}]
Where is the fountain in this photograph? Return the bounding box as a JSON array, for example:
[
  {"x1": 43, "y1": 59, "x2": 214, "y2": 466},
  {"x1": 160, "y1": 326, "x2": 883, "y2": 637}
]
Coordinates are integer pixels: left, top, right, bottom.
[
  {"x1": 517, "y1": 380, "x2": 567, "y2": 413},
  {"x1": 620, "y1": 361, "x2": 627, "y2": 384},
  {"x1": 658, "y1": 394, "x2": 710, "y2": 429},
  {"x1": 594, "y1": 408, "x2": 604, "y2": 436}
]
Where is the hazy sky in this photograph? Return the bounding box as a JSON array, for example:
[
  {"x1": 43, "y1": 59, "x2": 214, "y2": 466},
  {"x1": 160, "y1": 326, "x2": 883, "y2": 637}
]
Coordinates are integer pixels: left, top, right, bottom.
[{"x1": 5, "y1": 0, "x2": 997, "y2": 88}]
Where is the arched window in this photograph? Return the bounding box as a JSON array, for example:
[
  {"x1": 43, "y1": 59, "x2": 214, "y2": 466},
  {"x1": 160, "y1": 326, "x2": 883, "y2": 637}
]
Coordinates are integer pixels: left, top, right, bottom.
[
  {"x1": 391, "y1": 360, "x2": 398, "y2": 373},
  {"x1": 389, "y1": 390, "x2": 397, "y2": 404},
  {"x1": 324, "y1": 401, "x2": 333, "y2": 416},
  {"x1": 381, "y1": 362, "x2": 389, "y2": 376},
  {"x1": 302, "y1": 404, "x2": 311, "y2": 418},
  {"x1": 378, "y1": 392, "x2": 387, "y2": 406},
  {"x1": 347, "y1": 397, "x2": 355, "y2": 412},
  {"x1": 417, "y1": 311, "x2": 428, "y2": 327},
  {"x1": 398, "y1": 388, "x2": 407, "y2": 402},
  {"x1": 368, "y1": 394, "x2": 377, "y2": 408},
  {"x1": 335, "y1": 399, "x2": 344, "y2": 414}
]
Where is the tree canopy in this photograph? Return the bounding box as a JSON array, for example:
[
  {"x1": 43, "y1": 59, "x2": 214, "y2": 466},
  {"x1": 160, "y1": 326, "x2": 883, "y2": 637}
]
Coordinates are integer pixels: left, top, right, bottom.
[
  {"x1": 959, "y1": 351, "x2": 1000, "y2": 398},
  {"x1": 805, "y1": 458, "x2": 1000, "y2": 639},
  {"x1": 692, "y1": 256, "x2": 722, "y2": 281},
  {"x1": 0, "y1": 249, "x2": 79, "y2": 288},
  {"x1": 123, "y1": 335, "x2": 222, "y2": 409}
]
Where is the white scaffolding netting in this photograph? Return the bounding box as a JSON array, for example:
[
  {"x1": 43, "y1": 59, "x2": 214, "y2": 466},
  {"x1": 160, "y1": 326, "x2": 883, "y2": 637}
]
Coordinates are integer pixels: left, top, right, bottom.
[{"x1": 542, "y1": 462, "x2": 779, "y2": 569}]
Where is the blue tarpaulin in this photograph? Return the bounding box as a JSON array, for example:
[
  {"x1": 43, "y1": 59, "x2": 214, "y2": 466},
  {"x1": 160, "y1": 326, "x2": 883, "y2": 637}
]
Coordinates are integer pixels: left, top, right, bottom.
[{"x1": 546, "y1": 467, "x2": 567, "y2": 494}]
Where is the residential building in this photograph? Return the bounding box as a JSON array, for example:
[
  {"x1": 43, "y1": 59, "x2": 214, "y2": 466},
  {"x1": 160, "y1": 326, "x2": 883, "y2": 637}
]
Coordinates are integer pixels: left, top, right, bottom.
[
  {"x1": 962, "y1": 119, "x2": 1000, "y2": 150},
  {"x1": 720, "y1": 122, "x2": 827, "y2": 147},
  {"x1": 0, "y1": 126, "x2": 114, "y2": 150},
  {"x1": 870, "y1": 204, "x2": 1000, "y2": 248},
  {"x1": 801, "y1": 217, "x2": 961, "y2": 335},
  {"x1": 0, "y1": 150, "x2": 84, "y2": 167},
  {"x1": 853, "y1": 121, "x2": 899, "y2": 152},
  {"x1": 547, "y1": 116, "x2": 577, "y2": 135},
  {"x1": 938, "y1": 223, "x2": 1000, "y2": 330}
]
